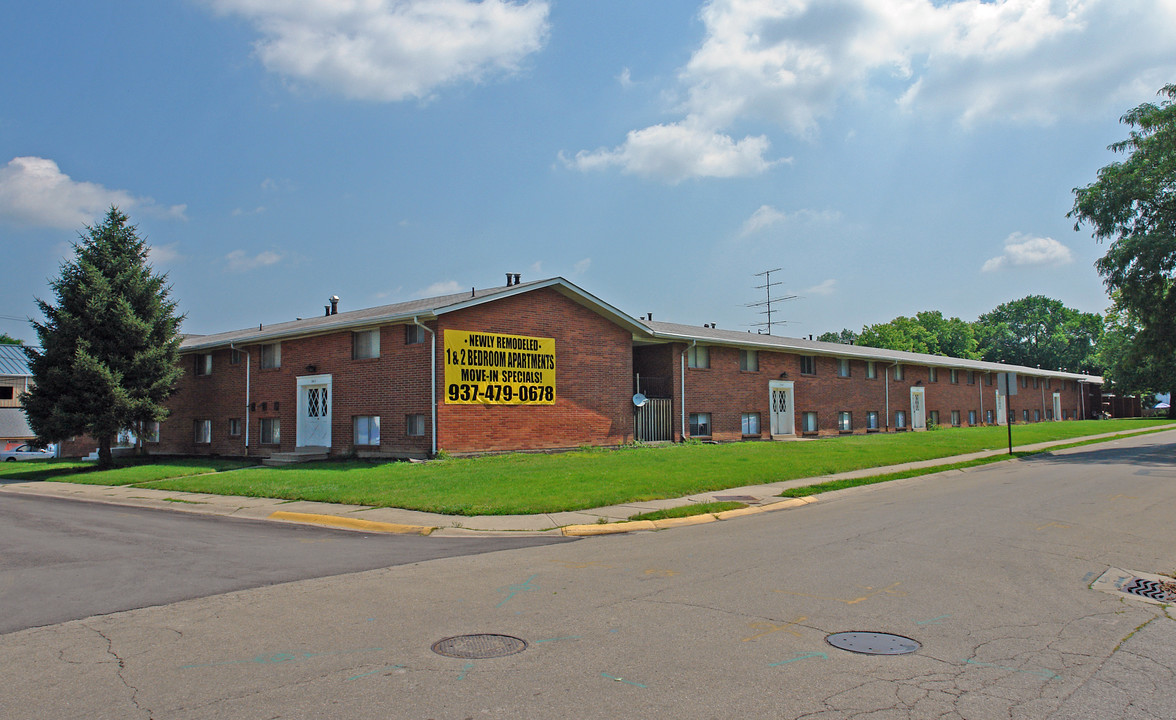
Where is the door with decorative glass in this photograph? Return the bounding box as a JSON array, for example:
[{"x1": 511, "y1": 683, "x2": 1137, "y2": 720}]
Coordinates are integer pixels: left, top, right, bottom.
[
  {"x1": 296, "y1": 375, "x2": 333, "y2": 448},
  {"x1": 769, "y1": 380, "x2": 794, "y2": 437}
]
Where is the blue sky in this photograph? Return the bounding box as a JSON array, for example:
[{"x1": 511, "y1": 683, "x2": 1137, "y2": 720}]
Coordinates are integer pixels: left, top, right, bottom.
[{"x1": 3, "y1": 0, "x2": 1175, "y2": 344}]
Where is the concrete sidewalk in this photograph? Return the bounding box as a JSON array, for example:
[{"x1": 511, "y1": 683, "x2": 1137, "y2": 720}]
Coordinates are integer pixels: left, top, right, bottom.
[{"x1": 2, "y1": 424, "x2": 1172, "y2": 537}]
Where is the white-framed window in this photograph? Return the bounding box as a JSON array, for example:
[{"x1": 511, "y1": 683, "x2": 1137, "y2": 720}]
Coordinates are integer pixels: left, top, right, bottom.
[
  {"x1": 145, "y1": 421, "x2": 160, "y2": 443},
  {"x1": 866, "y1": 361, "x2": 877, "y2": 379},
  {"x1": 929, "y1": 410, "x2": 939, "y2": 426},
  {"x1": 838, "y1": 411, "x2": 852, "y2": 432},
  {"x1": 353, "y1": 330, "x2": 380, "y2": 360},
  {"x1": 928, "y1": 367, "x2": 938, "y2": 382},
  {"x1": 260, "y1": 343, "x2": 281, "y2": 369},
  {"x1": 1034, "y1": 409, "x2": 1041, "y2": 422},
  {"x1": 741, "y1": 412, "x2": 760, "y2": 435},
  {"x1": 986, "y1": 409, "x2": 995, "y2": 424},
  {"x1": 893, "y1": 364, "x2": 904, "y2": 381},
  {"x1": 967, "y1": 371, "x2": 976, "y2": 385},
  {"x1": 406, "y1": 325, "x2": 426, "y2": 345},
  {"x1": 354, "y1": 416, "x2": 380, "y2": 445},
  {"x1": 689, "y1": 412, "x2": 711, "y2": 436},
  {"x1": 194, "y1": 419, "x2": 211, "y2": 444},
  {"x1": 230, "y1": 349, "x2": 242, "y2": 365},
  {"x1": 837, "y1": 359, "x2": 851, "y2": 378},
  {"x1": 1046, "y1": 409, "x2": 1053, "y2": 420},
  {"x1": 951, "y1": 410, "x2": 960, "y2": 427},
  {"x1": 867, "y1": 411, "x2": 879, "y2": 430},
  {"x1": 1033, "y1": 377, "x2": 1040, "y2": 389},
  {"x1": 260, "y1": 418, "x2": 280, "y2": 444},
  {"x1": 968, "y1": 410, "x2": 977, "y2": 425},
  {"x1": 406, "y1": 414, "x2": 426, "y2": 437},
  {"x1": 950, "y1": 369, "x2": 959, "y2": 384},
  {"x1": 801, "y1": 411, "x2": 818, "y2": 433},
  {"x1": 895, "y1": 410, "x2": 907, "y2": 429},
  {"x1": 800, "y1": 356, "x2": 816, "y2": 375},
  {"x1": 688, "y1": 345, "x2": 709, "y2": 369},
  {"x1": 228, "y1": 418, "x2": 241, "y2": 437},
  {"x1": 1023, "y1": 409, "x2": 1030, "y2": 422},
  {"x1": 739, "y1": 349, "x2": 758, "y2": 372},
  {"x1": 1046, "y1": 378, "x2": 1052, "y2": 389},
  {"x1": 194, "y1": 353, "x2": 212, "y2": 376}
]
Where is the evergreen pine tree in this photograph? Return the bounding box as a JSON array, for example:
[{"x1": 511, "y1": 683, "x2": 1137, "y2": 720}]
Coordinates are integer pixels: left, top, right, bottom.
[{"x1": 22, "y1": 208, "x2": 184, "y2": 465}]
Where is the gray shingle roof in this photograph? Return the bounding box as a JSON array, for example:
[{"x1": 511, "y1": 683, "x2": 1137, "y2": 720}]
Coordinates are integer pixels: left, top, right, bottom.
[{"x1": 645, "y1": 320, "x2": 1102, "y2": 383}]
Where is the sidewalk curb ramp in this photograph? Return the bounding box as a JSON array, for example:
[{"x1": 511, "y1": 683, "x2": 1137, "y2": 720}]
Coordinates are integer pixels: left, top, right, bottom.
[{"x1": 561, "y1": 496, "x2": 818, "y2": 536}]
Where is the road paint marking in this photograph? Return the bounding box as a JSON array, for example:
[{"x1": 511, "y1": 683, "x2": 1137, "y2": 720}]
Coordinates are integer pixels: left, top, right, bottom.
[
  {"x1": 963, "y1": 659, "x2": 1060, "y2": 680},
  {"x1": 457, "y1": 663, "x2": 475, "y2": 680},
  {"x1": 915, "y1": 614, "x2": 951, "y2": 626},
  {"x1": 496, "y1": 574, "x2": 539, "y2": 607},
  {"x1": 534, "y1": 636, "x2": 581, "y2": 643},
  {"x1": 347, "y1": 665, "x2": 405, "y2": 681},
  {"x1": 769, "y1": 652, "x2": 827, "y2": 667},
  {"x1": 776, "y1": 581, "x2": 905, "y2": 605},
  {"x1": 643, "y1": 568, "x2": 679, "y2": 577},
  {"x1": 742, "y1": 617, "x2": 807, "y2": 642},
  {"x1": 601, "y1": 672, "x2": 646, "y2": 688},
  {"x1": 1036, "y1": 522, "x2": 1071, "y2": 531}
]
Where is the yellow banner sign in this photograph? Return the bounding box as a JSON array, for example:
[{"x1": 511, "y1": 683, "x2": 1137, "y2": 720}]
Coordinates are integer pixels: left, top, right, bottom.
[{"x1": 444, "y1": 330, "x2": 556, "y2": 405}]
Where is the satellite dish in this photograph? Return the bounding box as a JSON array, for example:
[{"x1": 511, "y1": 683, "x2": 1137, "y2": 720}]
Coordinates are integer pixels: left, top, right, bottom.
[{"x1": 632, "y1": 393, "x2": 648, "y2": 408}]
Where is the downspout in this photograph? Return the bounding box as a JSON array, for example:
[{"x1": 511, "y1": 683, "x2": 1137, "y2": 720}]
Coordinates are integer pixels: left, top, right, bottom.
[
  {"x1": 681, "y1": 341, "x2": 695, "y2": 441},
  {"x1": 231, "y1": 342, "x2": 250, "y2": 457},
  {"x1": 413, "y1": 317, "x2": 437, "y2": 457}
]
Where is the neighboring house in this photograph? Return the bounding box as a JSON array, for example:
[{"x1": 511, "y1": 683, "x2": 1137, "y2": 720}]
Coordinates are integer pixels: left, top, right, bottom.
[
  {"x1": 0, "y1": 344, "x2": 35, "y2": 451},
  {"x1": 154, "y1": 277, "x2": 1104, "y2": 459}
]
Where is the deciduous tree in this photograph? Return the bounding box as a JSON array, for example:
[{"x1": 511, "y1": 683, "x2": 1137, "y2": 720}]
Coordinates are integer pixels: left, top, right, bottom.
[
  {"x1": 1070, "y1": 84, "x2": 1176, "y2": 414},
  {"x1": 974, "y1": 296, "x2": 1102, "y2": 374}
]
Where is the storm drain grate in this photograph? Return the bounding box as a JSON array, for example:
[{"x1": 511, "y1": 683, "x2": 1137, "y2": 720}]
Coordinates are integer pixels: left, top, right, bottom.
[
  {"x1": 826, "y1": 631, "x2": 920, "y2": 656},
  {"x1": 431, "y1": 634, "x2": 528, "y2": 659},
  {"x1": 1122, "y1": 577, "x2": 1176, "y2": 603}
]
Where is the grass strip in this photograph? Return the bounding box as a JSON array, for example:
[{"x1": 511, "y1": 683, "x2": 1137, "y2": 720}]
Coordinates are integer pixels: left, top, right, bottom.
[
  {"x1": 629, "y1": 501, "x2": 746, "y2": 521},
  {"x1": 779, "y1": 426, "x2": 1176, "y2": 498}
]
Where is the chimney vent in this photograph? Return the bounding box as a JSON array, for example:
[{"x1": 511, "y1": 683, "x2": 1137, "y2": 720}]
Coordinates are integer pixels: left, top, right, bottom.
[
  {"x1": 513, "y1": 273, "x2": 521, "y2": 285},
  {"x1": 325, "y1": 305, "x2": 330, "y2": 317},
  {"x1": 505, "y1": 273, "x2": 513, "y2": 286},
  {"x1": 330, "y1": 295, "x2": 340, "y2": 315}
]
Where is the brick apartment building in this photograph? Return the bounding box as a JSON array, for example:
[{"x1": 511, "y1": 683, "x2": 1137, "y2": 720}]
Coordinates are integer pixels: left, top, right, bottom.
[{"x1": 154, "y1": 277, "x2": 1103, "y2": 459}]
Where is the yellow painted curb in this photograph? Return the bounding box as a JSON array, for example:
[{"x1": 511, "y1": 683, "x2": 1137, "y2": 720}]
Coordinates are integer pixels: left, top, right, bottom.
[
  {"x1": 268, "y1": 510, "x2": 435, "y2": 535},
  {"x1": 761, "y1": 497, "x2": 819, "y2": 511},
  {"x1": 562, "y1": 520, "x2": 657, "y2": 536},
  {"x1": 652, "y1": 514, "x2": 717, "y2": 529},
  {"x1": 715, "y1": 505, "x2": 768, "y2": 520}
]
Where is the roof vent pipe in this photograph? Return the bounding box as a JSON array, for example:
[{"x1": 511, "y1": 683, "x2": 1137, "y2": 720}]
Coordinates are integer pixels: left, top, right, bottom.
[
  {"x1": 505, "y1": 273, "x2": 513, "y2": 286},
  {"x1": 648, "y1": 312, "x2": 653, "y2": 321},
  {"x1": 325, "y1": 305, "x2": 330, "y2": 317},
  {"x1": 330, "y1": 295, "x2": 340, "y2": 315},
  {"x1": 513, "y1": 273, "x2": 521, "y2": 285}
]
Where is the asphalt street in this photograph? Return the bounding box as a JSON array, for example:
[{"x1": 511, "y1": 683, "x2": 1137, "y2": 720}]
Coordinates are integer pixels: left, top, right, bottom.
[
  {"x1": 3, "y1": 429, "x2": 1176, "y2": 719},
  {"x1": 0, "y1": 494, "x2": 570, "y2": 635}
]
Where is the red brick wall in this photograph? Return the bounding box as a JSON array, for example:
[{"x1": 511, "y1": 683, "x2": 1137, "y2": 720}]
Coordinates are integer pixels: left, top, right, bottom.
[
  {"x1": 665, "y1": 348, "x2": 1088, "y2": 440},
  {"x1": 436, "y1": 288, "x2": 633, "y2": 453}
]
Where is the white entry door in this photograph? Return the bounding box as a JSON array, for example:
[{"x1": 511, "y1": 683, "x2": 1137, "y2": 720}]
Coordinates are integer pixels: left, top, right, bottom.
[
  {"x1": 296, "y1": 374, "x2": 333, "y2": 448},
  {"x1": 769, "y1": 381, "x2": 794, "y2": 437},
  {"x1": 910, "y1": 387, "x2": 926, "y2": 430},
  {"x1": 1052, "y1": 392, "x2": 1062, "y2": 421}
]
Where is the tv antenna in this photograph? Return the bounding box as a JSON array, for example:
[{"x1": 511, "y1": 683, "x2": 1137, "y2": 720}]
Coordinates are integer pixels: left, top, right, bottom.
[{"x1": 745, "y1": 268, "x2": 796, "y2": 335}]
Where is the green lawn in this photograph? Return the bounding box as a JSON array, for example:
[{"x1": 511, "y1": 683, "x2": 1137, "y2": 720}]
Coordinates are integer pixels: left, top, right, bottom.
[
  {"x1": 0, "y1": 458, "x2": 252, "y2": 483},
  {"x1": 4, "y1": 419, "x2": 1170, "y2": 515}
]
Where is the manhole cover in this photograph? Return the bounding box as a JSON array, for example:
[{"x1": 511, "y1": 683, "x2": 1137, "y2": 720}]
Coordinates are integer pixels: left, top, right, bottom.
[
  {"x1": 431, "y1": 634, "x2": 528, "y2": 659},
  {"x1": 826, "y1": 632, "x2": 920, "y2": 655}
]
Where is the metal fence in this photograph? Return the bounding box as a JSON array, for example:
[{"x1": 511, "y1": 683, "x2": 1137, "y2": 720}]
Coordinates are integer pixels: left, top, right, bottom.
[{"x1": 635, "y1": 398, "x2": 673, "y2": 442}]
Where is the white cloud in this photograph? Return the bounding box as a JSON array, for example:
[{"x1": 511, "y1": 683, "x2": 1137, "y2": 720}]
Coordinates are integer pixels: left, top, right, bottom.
[
  {"x1": 569, "y1": 0, "x2": 1176, "y2": 182},
  {"x1": 618, "y1": 67, "x2": 633, "y2": 88},
  {"x1": 209, "y1": 0, "x2": 550, "y2": 102},
  {"x1": 225, "y1": 249, "x2": 283, "y2": 272},
  {"x1": 147, "y1": 243, "x2": 184, "y2": 266},
  {"x1": 564, "y1": 122, "x2": 783, "y2": 184},
  {"x1": 981, "y1": 232, "x2": 1074, "y2": 272},
  {"x1": 800, "y1": 278, "x2": 837, "y2": 297},
  {"x1": 739, "y1": 205, "x2": 843, "y2": 236},
  {"x1": 421, "y1": 279, "x2": 462, "y2": 296},
  {"x1": 0, "y1": 156, "x2": 186, "y2": 229},
  {"x1": 572, "y1": 257, "x2": 591, "y2": 276}
]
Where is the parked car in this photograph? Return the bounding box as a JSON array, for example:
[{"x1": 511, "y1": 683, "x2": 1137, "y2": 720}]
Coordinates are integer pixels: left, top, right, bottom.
[{"x1": 0, "y1": 444, "x2": 54, "y2": 462}]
